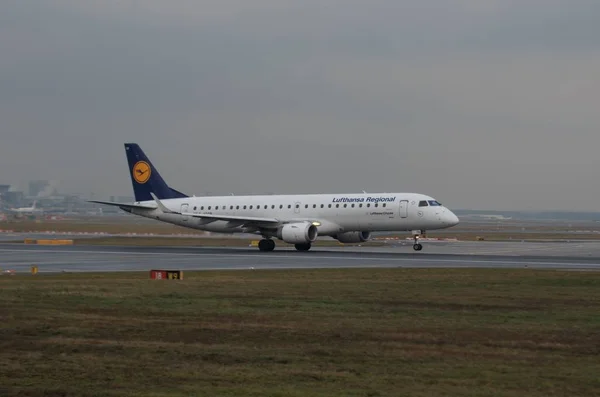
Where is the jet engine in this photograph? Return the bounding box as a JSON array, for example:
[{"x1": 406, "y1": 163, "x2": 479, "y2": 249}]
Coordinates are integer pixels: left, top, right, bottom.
[
  {"x1": 335, "y1": 231, "x2": 371, "y2": 243},
  {"x1": 278, "y1": 222, "x2": 318, "y2": 244}
]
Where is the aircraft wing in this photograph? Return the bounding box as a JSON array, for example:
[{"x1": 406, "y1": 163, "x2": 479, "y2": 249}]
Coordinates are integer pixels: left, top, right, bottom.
[
  {"x1": 181, "y1": 212, "x2": 280, "y2": 224},
  {"x1": 88, "y1": 200, "x2": 157, "y2": 210}
]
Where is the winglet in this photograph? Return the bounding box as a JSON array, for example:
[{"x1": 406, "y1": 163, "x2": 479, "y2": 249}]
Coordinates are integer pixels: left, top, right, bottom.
[{"x1": 150, "y1": 192, "x2": 178, "y2": 214}]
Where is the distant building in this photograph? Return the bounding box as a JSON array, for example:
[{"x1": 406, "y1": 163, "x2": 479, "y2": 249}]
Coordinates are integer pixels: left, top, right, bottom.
[
  {"x1": 0, "y1": 184, "x2": 10, "y2": 204},
  {"x1": 29, "y1": 180, "x2": 49, "y2": 197},
  {"x1": 29, "y1": 180, "x2": 59, "y2": 197},
  {"x1": 3, "y1": 191, "x2": 24, "y2": 206}
]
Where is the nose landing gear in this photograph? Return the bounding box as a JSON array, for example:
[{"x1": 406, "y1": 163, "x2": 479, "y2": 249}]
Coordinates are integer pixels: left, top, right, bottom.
[{"x1": 412, "y1": 230, "x2": 425, "y2": 251}]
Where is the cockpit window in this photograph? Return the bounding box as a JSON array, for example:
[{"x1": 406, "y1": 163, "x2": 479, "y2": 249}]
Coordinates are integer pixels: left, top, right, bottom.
[
  {"x1": 428, "y1": 200, "x2": 442, "y2": 206},
  {"x1": 418, "y1": 200, "x2": 429, "y2": 207}
]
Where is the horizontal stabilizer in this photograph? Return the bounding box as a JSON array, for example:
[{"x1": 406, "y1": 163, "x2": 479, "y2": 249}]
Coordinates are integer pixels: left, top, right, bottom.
[{"x1": 88, "y1": 200, "x2": 157, "y2": 210}]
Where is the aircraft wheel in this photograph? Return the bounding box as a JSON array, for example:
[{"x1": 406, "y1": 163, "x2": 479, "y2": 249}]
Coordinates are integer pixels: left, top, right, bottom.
[
  {"x1": 295, "y1": 243, "x2": 311, "y2": 251},
  {"x1": 413, "y1": 243, "x2": 423, "y2": 251},
  {"x1": 258, "y1": 239, "x2": 275, "y2": 252}
]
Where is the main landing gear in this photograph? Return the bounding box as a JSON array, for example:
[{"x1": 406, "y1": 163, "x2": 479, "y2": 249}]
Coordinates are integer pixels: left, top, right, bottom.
[
  {"x1": 294, "y1": 243, "x2": 311, "y2": 251},
  {"x1": 258, "y1": 239, "x2": 275, "y2": 252},
  {"x1": 257, "y1": 239, "x2": 312, "y2": 252}
]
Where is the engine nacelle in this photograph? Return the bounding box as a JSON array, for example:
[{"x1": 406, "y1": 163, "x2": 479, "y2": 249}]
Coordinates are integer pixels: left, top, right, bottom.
[
  {"x1": 335, "y1": 231, "x2": 371, "y2": 244},
  {"x1": 278, "y1": 222, "x2": 318, "y2": 244}
]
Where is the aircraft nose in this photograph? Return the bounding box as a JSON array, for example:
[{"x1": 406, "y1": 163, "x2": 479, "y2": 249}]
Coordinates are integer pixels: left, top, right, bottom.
[{"x1": 445, "y1": 210, "x2": 460, "y2": 227}]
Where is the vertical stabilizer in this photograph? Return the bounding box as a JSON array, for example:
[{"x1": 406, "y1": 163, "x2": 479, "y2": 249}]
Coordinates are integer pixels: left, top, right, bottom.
[{"x1": 124, "y1": 143, "x2": 188, "y2": 202}]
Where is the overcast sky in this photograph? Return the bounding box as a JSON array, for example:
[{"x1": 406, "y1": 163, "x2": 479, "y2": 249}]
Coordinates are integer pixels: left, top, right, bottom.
[{"x1": 1, "y1": 1, "x2": 599, "y2": 210}]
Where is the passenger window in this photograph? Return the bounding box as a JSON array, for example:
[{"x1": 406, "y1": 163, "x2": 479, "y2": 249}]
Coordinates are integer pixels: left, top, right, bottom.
[
  {"x1": 208, "y1": 206, "x2": 212, "y2": 210},
  {"x1": 305, "y1": 204, "x2": 308, "y2": 209},
  {"x1": 351, "y1": 204, "x2": 355, "y2": 208},
  {"x1": 313, "y1": 204, "x2": 316, "y2": 208},
  {"x1": 193, "y1": 206, "x2": 197, "y2": 210},
  {"x1": 336, "y1": 204, "x2": 339, "y2": 208},
  {"x1": 216, "y1": 206, "x2": 219, "y2": 210},
  {"x1": 279, "y1": 205, "x2": 283, "y2": 209},
  {"x1": 271, "y1": 205, "x2": 275, "y2": 209},
  {"x1": 367, "y1": 204, "x2": 370, "y2": 207},
  {"x1": 236, "y1": 205, "x2": 239, "y2": 210},
  {"x1": 243, "y1": 205, "x2": 247, "y2": 209},
  {"x1": 320, "y1": 204, "x2": 324, "y2": 208},
  {"x1": 374, "y1": 203, "x2": 378, "y2": 207},
  {"x1": 419, "y1": 201, "x2": 429, "y2": 207},
  {"x1": 200, "y1": 206, "x2": 204, "y2": 210},
  {"x1": 288, "y1": 205, "x2": 292, "y2": 209},
  {"x1": 382, "y1": 203, "x2": 386, "y2": 207},
  {"x1": 359, "y1": 203, "x2": 363, "y2": 208}
]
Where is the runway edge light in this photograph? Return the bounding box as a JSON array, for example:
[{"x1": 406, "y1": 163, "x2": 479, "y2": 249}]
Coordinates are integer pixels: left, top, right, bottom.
[{"x1": 31, "y1": 265, "x2": 38, "y2": 275}]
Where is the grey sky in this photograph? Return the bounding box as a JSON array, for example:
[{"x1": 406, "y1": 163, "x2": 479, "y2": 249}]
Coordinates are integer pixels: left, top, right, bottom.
[{"x1": 1, "y1": 1, "x2": 599, "y2": 210}]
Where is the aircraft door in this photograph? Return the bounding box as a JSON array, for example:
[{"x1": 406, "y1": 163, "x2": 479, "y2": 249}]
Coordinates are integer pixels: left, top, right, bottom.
[{"x1": 399, "y1": 200, "x2": 408, "y2": 218}]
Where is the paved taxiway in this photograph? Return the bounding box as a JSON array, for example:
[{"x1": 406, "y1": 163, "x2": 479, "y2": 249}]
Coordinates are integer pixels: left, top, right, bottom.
[{"x1": 1, "y1": 240, "x2": 600, "y2": 273}]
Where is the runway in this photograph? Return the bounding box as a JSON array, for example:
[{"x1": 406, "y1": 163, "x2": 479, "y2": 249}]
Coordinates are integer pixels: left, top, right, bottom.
[{"x1": 2, "y1": 241, "x2": 600, "y2": 273}]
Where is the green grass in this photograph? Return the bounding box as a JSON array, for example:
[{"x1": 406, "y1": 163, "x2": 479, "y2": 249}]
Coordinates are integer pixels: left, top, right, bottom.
[
  {"x1": 2, "y1": 269, "x2": 600, "y2": 396},
  {"x1": 0, "y1": 219, "x2": 203, "y2": 235}
]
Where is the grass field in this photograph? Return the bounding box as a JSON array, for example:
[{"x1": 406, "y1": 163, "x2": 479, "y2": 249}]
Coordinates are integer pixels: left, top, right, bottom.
[
  {"x1": 0, "y1": 219, "x2": 204, "y2": 235},
  {"x1": 2, "y1": 269, "x2": 600, "y2": 397}
]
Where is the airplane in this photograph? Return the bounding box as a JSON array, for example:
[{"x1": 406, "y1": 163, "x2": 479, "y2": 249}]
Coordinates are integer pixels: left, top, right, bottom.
[
  {"x1": 6, "y1": 200, "x2": 42, "y2": 215},
  {"x1": 90, "y1": 143, "x2": 459, "y2": 252}
]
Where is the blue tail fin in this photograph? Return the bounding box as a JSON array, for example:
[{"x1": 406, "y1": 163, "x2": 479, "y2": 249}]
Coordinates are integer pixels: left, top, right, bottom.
[{"x1": 124, "y1": 143, "x2": 188, "y2": 202}]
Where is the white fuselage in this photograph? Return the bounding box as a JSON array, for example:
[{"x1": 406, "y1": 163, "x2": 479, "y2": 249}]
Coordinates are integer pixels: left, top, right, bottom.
[
  {"x1": 8, "y1": 204, "x2": 41, "y2": 215},
  {"x1": 128, "y1": 192, "x2": 459, "y2": 236}
]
